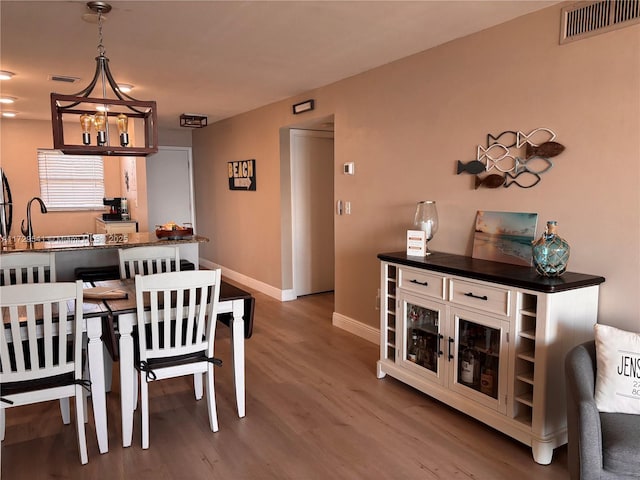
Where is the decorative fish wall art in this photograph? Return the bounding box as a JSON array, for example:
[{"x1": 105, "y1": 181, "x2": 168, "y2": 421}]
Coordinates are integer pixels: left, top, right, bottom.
[{"x1": 456, "y1": 127, "x2": 565, "y2": 189}]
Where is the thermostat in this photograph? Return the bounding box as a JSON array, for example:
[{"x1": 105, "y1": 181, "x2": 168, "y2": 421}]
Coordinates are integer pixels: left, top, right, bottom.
[{"x1": 343, "y1": 162, "x2": 355, "y2": 175}]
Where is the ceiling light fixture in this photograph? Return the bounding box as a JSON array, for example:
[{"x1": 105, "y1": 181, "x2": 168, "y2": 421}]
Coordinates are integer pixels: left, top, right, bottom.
[
  {"x1": 1, "y1": 112, "x2": 17, "y2": 118},
  {"x1": 180, "y1": 113, "x2": 208, "y2": 128},
  {"x1": 0, "y1": 71, "x2": 15, "y2": 81},
  {"x1": 117, "y1": 83, "x2": 133, "y2": 93},
  {"x1": 50, "y1": 1, "x2": 157, "y2": 156},
  {"x1": 0, "y1": 97, "x2": 16, "y2": 104}
]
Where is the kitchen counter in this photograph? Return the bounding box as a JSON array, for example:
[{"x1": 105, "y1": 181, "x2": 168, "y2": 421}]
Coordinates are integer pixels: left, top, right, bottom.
[
  {"x1": 1, "y1": 232, "x2": 208, "y2": 253},
  {"x1": 1, "y1": 232, "x2": 208, "y2": 281}
]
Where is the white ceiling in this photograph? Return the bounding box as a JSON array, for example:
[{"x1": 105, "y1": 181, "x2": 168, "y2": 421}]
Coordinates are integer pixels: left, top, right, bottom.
[{"x1": 1, "y1": 1, "x2": 558, "y2": 131}]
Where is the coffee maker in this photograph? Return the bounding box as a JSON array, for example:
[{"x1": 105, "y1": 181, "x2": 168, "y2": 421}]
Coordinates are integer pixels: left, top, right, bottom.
[{"x1": 103, "y1": 197, "x2": 130, "y2": 220}]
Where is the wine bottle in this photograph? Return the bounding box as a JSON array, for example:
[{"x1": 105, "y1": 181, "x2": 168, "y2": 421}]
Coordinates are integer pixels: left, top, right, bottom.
[
  {"x1": 460, "y1": 340, "x2": 478, "y2": 386},
  {"x1": 481, "y1": 355, "x2": 496, "y2": 397},
  {"x1": 408, "y1": 332, "x2": 418, "y2": 362}
]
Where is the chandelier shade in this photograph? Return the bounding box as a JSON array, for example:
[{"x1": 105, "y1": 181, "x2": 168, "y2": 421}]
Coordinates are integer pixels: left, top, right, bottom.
[{"x1": 50, "y1": 2, "x2": 158, "y2": 156}]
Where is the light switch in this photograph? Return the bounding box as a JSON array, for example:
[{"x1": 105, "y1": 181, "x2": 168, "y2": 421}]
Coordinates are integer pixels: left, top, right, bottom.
[{"x1": 343, "y1": 162, "x2": 354, "y2": 175}]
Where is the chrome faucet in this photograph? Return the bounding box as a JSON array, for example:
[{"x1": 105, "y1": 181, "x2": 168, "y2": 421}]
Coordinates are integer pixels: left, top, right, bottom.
[{"x1": 21, "y1": 196, "x2": 47, "y2": 241}]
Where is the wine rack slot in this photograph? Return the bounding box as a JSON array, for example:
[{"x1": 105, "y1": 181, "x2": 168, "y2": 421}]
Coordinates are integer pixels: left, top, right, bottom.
[
  {"x1": 384, "y1": 264, "x2": 398, "y2": 361},
  {"x1": 514, "y1": 293, "x2": 538, "y2": 428}
]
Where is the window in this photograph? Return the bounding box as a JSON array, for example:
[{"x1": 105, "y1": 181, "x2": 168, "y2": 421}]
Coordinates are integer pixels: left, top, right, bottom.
[{"x1": 38, "y1": 149, "x2": 105, "y2": 210}]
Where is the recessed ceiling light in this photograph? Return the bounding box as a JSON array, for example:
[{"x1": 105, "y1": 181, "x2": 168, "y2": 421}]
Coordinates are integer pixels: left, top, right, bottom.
[
  {"x1": 2, "y1": 112, "x2": 17, "y2": 117},
  {"x1": 0, "y1": 96, "x2": 16, "y2": 104},
  {"x1": 0, "y1": 71, "x2": 15, "y2": 80},
  {"x1": 118, "y1": 84, "x2": 133, "y2": 93},
  {"x1": 96, "y1": 105, "x2": 109, "y2": 112}
]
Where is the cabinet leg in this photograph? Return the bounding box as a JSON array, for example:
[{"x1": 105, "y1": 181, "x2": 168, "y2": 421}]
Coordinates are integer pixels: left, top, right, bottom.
[
  {"x1": 531, "y1": 440, "x2": 554, "y2": 465},
  {"x1": 376, "y1": 362, "x2": 387, "y2": 379}
]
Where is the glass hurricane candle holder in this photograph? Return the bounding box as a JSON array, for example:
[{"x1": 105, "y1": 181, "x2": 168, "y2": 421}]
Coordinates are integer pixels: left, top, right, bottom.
[{"x1": 413, "y1": 200, "x2": 438, "y2": 255}]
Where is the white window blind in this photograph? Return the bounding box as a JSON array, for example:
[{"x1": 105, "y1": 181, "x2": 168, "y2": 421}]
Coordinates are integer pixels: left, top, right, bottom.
[{"x1": 38, "y1": 149, "x2": 105, "y2": 210}]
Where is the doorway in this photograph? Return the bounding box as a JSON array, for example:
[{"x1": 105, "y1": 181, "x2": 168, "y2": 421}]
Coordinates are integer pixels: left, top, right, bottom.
[
  {"x1": 146, "y1": 146, "x2": 195, "y2": 229},
  {"x1": 290, "y1": 129, "x2": 335, "y2": 297}
]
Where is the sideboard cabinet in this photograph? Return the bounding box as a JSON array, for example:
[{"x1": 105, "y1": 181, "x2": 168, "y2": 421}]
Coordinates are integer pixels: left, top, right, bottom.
[{"x1": 377, "y1": 251, "x2": 605, "y2": 464}]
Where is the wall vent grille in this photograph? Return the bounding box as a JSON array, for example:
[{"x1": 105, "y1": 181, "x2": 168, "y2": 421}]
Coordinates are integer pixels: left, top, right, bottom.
[
  {"x1": 49, "y1": 75, "x2": 80, "y2": 83},
  {"x1": 561, "y1": 0, "x2": 640, "y2": 44}
]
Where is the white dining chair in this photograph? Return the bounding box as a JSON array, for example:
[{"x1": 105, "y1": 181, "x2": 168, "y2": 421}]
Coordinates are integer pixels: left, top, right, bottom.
[
  {"x1": 118, "y1": 245, "x2": 180, "y2": 279},
  {"x1": 0, "y1": 281, "x2": 89, "y2": 464},
  {"x1": 134, "y1": 269, "x2": 222, "y2": 449},
  {"x1": 0, "y1": 251, "x2": 56, "y2": 285},
  {"x1": 0, "y1": 252, "x2": 79, "y2": 424},
  {"x1": 117, "y1": 246, "x2": 184, "y2": 402}
]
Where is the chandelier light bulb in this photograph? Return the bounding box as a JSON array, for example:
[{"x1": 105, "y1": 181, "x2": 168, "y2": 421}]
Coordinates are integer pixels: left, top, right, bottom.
[
  {"x1": 93, "y1": 111, "x2": 107, "y2": 146},
  {"x1": 80, "y1": 113, "x2": 94, "y2": 145},
  {"x1": 117, "y1": 113, "x2": 129, "y2": 147}
]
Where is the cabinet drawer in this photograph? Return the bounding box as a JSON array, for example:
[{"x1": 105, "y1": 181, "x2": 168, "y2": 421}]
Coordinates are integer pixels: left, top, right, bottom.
[
  {"x1": 448, "y1": 278, "x2": 510, "y2": 316},
  {"x1": 398, "y1": 267, "x2": 445, "y2": 299}
]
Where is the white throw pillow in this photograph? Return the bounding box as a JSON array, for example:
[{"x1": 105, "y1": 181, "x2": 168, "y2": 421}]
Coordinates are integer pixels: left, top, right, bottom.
[{"x1": 594, "y1": 323, "x2": 640, "y2": 414}]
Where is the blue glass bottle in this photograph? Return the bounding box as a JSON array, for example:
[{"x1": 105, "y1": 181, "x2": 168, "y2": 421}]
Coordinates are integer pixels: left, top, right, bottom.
[{"x1": 532, "y1": 221, "x2": 570, "y2": 276}]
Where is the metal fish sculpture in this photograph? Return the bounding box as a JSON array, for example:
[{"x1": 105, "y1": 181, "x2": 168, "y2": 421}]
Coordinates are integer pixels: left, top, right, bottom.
[
  {"x1": 516, "y1": 128, "x2": 557, "y2": 148},
  {"x1": 486, "y1": 130, "x2": 517, "y2": 148},
  {"x1": 504, "y1": 171, "x2": 541, "y2": 189},
  {"x1": 515, "y1": 156, "x2": 554, "y2": 175},
  {"x1": 475, "y1": 174, "x2": 505, "y2": 189},
  {"x1": 457, "y1": 160, "x2": 486, "y2": 175},
  {"x1": 476, "y1": 143, "x2": 517, "y2": 172},
  {"x1": 477, "y1": 143, "x2": 510, "y2": 162},
  {"x1": 525, "y1": 141, "x2": 565, "y2": 159},
  {"x1": 485, "y1": 155, "x2": 516, "y2": 173}
]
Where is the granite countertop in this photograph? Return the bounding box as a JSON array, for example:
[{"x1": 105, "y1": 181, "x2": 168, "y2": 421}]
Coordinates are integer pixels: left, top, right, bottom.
[
  {"x1": 96, "y1": 217, "x2": 138, "y2": 223},
  {"x1": 1, "y1": 232, "x2": 209, "y2": 253}
]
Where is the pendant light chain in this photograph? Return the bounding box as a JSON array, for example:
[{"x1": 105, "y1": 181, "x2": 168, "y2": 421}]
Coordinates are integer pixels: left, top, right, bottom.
[
  {"x1": 96, "y1": 9, "x2": 108, "y2": 123},
  {"x1": 97, "y1": 10, "x2": 106, "y2": 57}
]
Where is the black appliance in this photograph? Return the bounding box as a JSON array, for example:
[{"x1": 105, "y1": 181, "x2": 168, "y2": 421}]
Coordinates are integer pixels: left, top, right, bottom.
[{"x1": 103, "y1": 197, "x2": 130, "y2": 220}]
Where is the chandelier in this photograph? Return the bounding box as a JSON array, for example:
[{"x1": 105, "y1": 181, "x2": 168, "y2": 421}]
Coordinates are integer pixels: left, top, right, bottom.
[{"x1": 50, "y1": 1, "x2": 158, "y2": 156}]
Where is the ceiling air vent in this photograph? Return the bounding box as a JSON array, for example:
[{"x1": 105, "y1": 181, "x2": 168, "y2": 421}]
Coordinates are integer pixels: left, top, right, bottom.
[
  {"x1": 560, "y1": 0, "x2": 640, "y2": 44},
  {"x1": 49, "y1": 75, "x2": 80, "y2": 83}
]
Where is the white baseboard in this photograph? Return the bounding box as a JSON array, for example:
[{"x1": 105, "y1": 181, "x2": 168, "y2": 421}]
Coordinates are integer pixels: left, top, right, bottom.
[
  {"x1": 199, "y1": 258, "x2": 296, "y2": 301},
  {"x1": 332, "y1": 312, "x2": 379, "y2": 345},
  {"x1": 200, "y1": 258, "x2": 380, "y2": 343}
]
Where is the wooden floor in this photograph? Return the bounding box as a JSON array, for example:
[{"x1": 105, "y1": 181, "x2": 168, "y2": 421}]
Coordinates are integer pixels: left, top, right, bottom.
[{"x1": 1, "y1": 282, "x2": 570, "y2": 479}]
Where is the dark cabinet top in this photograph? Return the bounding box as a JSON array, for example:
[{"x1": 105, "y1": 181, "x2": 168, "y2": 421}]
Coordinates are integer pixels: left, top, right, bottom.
[{"x1": 378, "y1": 251, "x2": 605, "y2": 293}]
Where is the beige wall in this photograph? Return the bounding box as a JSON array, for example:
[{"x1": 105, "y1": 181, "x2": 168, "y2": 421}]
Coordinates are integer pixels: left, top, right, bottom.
[{"x1": 192, "y1": 5, "x2": 640, "y2": 332}]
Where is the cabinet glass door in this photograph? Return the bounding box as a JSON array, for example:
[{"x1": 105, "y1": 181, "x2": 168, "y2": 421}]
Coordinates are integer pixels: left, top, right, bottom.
[
  {"x1": 400, "y1": 292, "x2": 444, "y2": 382},
  {"x1": 450, "y1": 308, "x2": 508, "y2": 413}
]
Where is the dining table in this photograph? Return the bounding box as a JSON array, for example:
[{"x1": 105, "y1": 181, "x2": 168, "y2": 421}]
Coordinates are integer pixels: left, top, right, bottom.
[{"x1": 90, "y1": 277, "x2": 252, "y2": 448}]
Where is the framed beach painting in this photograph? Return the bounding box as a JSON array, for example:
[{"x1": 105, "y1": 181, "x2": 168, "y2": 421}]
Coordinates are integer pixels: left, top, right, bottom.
[{"x1": 472, "y1": 211, "x2": 538, "y2": 266}]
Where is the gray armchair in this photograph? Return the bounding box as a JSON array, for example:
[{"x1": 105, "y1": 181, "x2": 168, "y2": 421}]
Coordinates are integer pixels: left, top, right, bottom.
[{"x1": 565, "y1": 341, "x2": 640, "y2": 479}]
